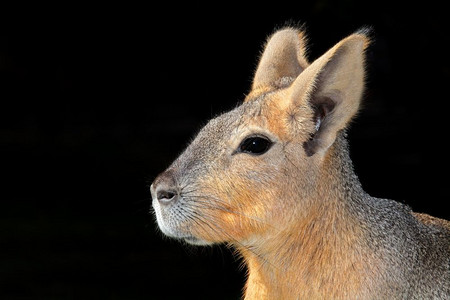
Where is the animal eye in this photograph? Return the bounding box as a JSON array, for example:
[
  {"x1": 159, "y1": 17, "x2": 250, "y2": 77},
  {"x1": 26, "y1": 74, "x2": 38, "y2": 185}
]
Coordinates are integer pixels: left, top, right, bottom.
[{"x1": 238, "y1": 135, "x2": 273, "y2": 155}]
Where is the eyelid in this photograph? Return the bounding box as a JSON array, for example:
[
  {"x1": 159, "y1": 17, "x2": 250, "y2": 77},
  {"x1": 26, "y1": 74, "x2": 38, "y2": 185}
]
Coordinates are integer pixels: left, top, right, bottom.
[{"x1": 244, "y1": 133, "x2": 271, "y2": 140}]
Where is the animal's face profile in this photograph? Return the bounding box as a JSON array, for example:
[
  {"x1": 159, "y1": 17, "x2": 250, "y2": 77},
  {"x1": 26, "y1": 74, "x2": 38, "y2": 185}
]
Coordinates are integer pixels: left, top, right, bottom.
[
  {"x1": 151, "y1": 27, "x2": 450, "y2": 299},
  {"x1": 151, "y1": 94, "x2": 315, "y2": 246},
  {"x1": 151, "y1": 28, "x2": 368, "y2": 246}
]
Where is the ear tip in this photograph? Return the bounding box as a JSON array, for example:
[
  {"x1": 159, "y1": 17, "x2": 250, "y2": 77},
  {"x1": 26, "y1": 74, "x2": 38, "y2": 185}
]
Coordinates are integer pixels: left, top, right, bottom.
[
  {"x1": 353, "y1": 27, "x2": 373, "y2": 48},
  {"x1": 340, "y1": 32, "x2": 371, "y2": 53},
  {"x1": 269, "y1": 27, "x2": 307, "y2": 43},
  {"x1": 269, "y1": 26, "x2": 310, "y2": 60}
]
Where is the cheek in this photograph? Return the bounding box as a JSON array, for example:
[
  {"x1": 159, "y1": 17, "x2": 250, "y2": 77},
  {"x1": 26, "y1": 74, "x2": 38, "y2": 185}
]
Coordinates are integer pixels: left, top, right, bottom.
[
  {"x1": 199, "y1": 168, "x2": 282, "y2": 237},
  {"x1": 229, "y1": 163, "x2": 300, "y2": 227}
]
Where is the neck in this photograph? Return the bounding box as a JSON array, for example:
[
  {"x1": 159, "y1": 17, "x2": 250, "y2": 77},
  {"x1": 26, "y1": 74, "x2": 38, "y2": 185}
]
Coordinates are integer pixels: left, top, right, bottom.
[{"x1": 237, "y1": 134, "x2": 374, "y2": 299}]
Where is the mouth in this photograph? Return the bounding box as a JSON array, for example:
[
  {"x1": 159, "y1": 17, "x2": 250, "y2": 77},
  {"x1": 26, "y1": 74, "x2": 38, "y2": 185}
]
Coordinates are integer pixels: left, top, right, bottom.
[
  {"x1": 181, "y1": 235, "x2": 213, "y2": 246},
  {"x1": 153, "y1": 197, "x2": 216, "y2": 246}
]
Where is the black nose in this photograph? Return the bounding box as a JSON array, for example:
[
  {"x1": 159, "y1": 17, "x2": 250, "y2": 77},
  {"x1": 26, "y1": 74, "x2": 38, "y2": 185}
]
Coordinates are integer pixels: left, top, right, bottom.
[{"x1": 151, "y1": 169, "x2": 179, "y2": 206}]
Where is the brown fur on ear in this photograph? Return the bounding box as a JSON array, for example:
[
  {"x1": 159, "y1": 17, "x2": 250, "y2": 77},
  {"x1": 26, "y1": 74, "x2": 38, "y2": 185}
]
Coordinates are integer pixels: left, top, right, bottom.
[
  {"x1": 250, "y1": 27, "x2": 309, "y2": 93},
  {"x1": 285, "y1": 33, "x2": 370, "y2": 156}
]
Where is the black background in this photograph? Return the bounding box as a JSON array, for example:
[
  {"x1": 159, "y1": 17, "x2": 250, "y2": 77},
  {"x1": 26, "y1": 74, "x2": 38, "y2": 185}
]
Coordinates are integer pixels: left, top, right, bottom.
[{"x1": 1, "y1": 2, "x2": 449, "y2": 299}]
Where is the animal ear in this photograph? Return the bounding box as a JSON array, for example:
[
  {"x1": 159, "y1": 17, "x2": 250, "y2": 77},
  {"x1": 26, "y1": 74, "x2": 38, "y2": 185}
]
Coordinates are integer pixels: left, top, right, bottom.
[
  {"x1": 251, "y1": 28, "x2": 309, "y2": 91},
  {"x1": 287, "y1": 32, "x2": 369, "y2": 156}
]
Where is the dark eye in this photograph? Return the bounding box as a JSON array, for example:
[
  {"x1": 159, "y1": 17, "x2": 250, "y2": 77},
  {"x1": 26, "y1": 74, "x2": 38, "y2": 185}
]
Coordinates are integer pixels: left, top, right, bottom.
[{"x1": 237, "y1": 135, "x2": 273, "y2": 155}]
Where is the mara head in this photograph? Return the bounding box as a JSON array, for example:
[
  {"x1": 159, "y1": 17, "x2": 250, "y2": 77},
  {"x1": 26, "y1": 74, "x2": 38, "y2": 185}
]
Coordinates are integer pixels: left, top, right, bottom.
[{"x1": 151, "y1": 27, "x2": 369, "y2": 246}]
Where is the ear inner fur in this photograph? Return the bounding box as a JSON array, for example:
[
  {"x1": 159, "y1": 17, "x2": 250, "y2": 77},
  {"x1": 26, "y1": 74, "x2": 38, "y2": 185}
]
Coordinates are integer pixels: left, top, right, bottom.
[{"x1": 304, "y1": 96, "x2": 336, "y2": 156}]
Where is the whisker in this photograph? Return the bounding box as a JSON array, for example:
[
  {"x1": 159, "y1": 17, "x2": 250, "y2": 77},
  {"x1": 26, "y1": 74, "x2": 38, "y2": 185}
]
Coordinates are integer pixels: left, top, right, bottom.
[
  {"x1": 183, "y1": 194, "x2": 279, "y2": 231},
  {"x1": 180, "y1": 187, "x2": 202, "y2": 195}
]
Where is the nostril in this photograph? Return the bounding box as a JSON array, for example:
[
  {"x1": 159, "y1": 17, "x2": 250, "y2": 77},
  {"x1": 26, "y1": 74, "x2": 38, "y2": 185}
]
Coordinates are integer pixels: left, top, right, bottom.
[
  {"x1": 156, "y1": 189, "x2": 178, "y2": 205},
  {"x1": 151, "y1": 169, "x2": 179, "y2": 206},
  {"x1": 157, "y1": 190, "x2": 175, "y2": 200}
]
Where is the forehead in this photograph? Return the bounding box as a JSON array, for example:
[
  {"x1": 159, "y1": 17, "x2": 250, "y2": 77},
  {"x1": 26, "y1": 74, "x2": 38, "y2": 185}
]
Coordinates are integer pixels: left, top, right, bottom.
[
  {"x1": 197, "y1": 101, "x2": 255, "y2": 143},
  {"x1": 211, "y1": 97, "x2": 267, "y2": 132},
  {"x1": 201, "y1": 91, "x2": 291, "y2": 142}
]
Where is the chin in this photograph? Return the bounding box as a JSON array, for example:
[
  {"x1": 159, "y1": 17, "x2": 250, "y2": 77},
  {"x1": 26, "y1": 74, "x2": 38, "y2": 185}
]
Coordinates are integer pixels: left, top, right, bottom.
[
  {"x1": 153, "y1": 201, "x2": 214, "y2": 246},
  {"x1": 182, "y1": 236, "x2": 214, "y2": 246}
]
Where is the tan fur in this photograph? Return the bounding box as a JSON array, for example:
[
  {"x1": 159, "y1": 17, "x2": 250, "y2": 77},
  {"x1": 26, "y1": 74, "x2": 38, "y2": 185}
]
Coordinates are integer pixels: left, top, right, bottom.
[{"x1": 151, "y1": 27, "x2": 450, "y2": 299}]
